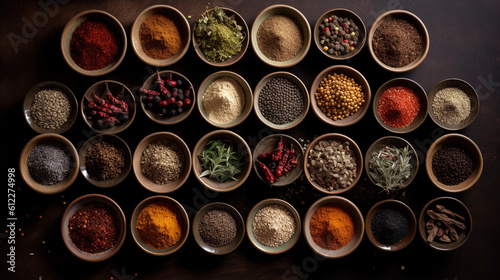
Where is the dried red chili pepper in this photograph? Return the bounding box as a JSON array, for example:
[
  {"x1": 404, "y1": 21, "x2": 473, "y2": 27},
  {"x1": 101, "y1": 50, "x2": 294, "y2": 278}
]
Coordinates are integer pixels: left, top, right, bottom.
[
  {"x1": 105, "y1": 83, "x2": 128, "y2": 113},
  {"x1": 257, "y1": 160, "x2": 276, "y2": 184},
  {"x1": 276, "y1": 147, "x2": 291, "y2": 178},
  {"x1": 140, "y1": 88, "x2": 161, "y2": 96},
  {"x1": 283, "y1": 155, "x2": 298, "y2": 175}
]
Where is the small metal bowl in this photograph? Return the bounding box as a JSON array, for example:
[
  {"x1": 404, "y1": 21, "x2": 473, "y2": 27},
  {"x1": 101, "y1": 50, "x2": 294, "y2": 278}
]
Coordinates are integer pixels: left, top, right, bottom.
[
  {"x1": 61, "y1": 194, "x2": 126, "y2": 262},
  {"x1": 23, "y1": 81, "x2": 78, "y2": 134},
  {"x1": 192, "y1": 202, "x2": 245, "y2": 255},
  {"x1": 61, "y1": 10, "x2": 127, "y2": 76},
  {"x1": 246, "y1": 198, "x2": 301, "y2": 254}
]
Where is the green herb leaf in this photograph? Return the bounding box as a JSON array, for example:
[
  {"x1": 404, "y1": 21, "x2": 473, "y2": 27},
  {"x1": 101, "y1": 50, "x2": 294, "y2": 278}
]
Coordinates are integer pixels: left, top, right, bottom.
[
  {"x1": 198, "y1": 139, "x2": 243, "y2": 182},
  {"x1": 368, "y1": 145, "x2": 413, "y2": 193}
]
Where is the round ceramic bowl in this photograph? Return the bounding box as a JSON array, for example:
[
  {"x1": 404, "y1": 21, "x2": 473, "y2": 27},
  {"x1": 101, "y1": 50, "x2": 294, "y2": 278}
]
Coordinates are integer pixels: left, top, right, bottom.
[
  {"x1": 364, "y1": 136, "x2": 419, "y2": 193},
  {"x1": 304, "y1": 133, "x2": 363, "y2": 195},
  {"x1": 310, "y1": 65, "x2": 371, "y2": 127},
  {"x1": 246, "y1": 198, "x2": 301, "y2": 254},
  {"x1": 78, "y1": 134, "x2": 132, "y2": 188},
  {"x1": 251, "y1": 4, "x2": 311, "y2": 68},
  {"x1": 368, "y1": 9, "x2": 429, "y2": 73},
  {"x1": 192, "y1": 202, "x2": 245, "y2": 255},
  {"x1": 131, "y1": 5, "x2": 190, "y2": 67},
  {"x1": 133, "y1": 132, "x2": 192, "y2": 193},
  {"x1": 140, "y1": 70, "x2": 195, "y2": 125},
  {"x1": 253, "y1": 71, "x2": 310, "y2": 130},
  {"x1": 131, "y1": 195, "x2": 189, "y2": 256},
  {"x1": 192, "y1": 130, "x2": 252, "y2": 192},
  {"x1": 61, "y1": 10, "x2": 127, "y2": 76},
  {"x1": 81, "y1": 80, "x2": 136, "y2": 134},
  {"x1": 418, "y1": 196, "x2": 472, "y2": 251},
  {"x1": 19, "y1": 133, "x2": 79, "y2": 195},
  {"x1": 192, "y1": 7, "x2": 249, "y2": 67},
  {"x1": 313, "y1": 8, "x2": 366, "y2": 60},
  {"x1": 252, "y1": 134, "x2": 304, "y2": 186},
  {"x1": 428, "y1": 78, "x2": 480, "y2": 131},
  {"x1": 365, "y1": 199, "x2": 417, "y2": 252},
  {"x1": 197, "y1": 71, "x2": 253, "y2": 128},
  {"x1": 372, "y1": 77, "x2": 428, "y2": 133},
  {"x1": 23, "y1": 81, "x2": 78, "y2": 134},
  {"x1": 425, "y1": 133, "x2": 483, "y2": 192},
  {"x1": 61, "y1": 194, "x2": 126, "y2": 262},
  {"x1": 303, "y1": 196, "x2": 364, "y2": 258}
]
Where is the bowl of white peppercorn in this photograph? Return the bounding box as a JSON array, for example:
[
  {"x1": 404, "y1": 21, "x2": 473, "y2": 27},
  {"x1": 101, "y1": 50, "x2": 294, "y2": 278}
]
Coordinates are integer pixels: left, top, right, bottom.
[
  {"x1": 254, "y1": 71, "x2": 310, "y2": 130},
  {"x1": 428, "y1": 78, "x2": 480, "y2": 131},
  {"x1": 197, "y1": 71, "x2": 253, "y2": 129},
  {"x1": 304, "y1": 133, "x2": 363, "y2": 194},
  {"x1": 24, "y1": 81, "x2": 78, "y2": 134}
]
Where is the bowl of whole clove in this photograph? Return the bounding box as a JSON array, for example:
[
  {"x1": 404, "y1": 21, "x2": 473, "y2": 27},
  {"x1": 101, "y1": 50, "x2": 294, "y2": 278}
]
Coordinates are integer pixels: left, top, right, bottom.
[{"x1": 418, "y1": 197, "x2": 472, "y2": 251}]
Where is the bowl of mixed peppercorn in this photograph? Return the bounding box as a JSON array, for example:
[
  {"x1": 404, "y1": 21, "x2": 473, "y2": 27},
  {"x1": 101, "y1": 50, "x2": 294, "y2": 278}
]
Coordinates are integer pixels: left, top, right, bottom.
[{"x1": 314, "y1": 8, "x2": 366, "y2": 60}]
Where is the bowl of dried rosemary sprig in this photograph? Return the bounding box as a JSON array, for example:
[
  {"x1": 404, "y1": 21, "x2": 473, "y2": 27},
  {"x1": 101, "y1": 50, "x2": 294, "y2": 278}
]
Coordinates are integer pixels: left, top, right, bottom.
[{"x1": 365, "y1": 136, "x2": 419, "y2": 193}]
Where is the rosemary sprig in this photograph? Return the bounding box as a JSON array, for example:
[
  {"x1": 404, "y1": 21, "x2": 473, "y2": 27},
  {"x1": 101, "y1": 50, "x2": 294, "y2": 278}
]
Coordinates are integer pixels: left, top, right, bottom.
[
  {"x1": 368, "y1": 145, "x2": 413, "y2": 193},
  {"x1": 198, "y1": 139, "x2": 243, "y2": 182}
]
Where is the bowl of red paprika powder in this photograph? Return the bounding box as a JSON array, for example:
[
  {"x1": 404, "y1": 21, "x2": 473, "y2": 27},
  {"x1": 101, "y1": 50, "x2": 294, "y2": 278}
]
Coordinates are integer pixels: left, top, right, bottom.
[{"x1": 61, "y1": 10, "x2": 127, "y2": 76}]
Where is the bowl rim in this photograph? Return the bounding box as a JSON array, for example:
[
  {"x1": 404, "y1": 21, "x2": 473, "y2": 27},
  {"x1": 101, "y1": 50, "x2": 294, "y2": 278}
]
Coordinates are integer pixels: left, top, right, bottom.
[
  {"x1": 140, "y1": 70, "x2": 196, "y2": 125},
  {"x1": 304, "y1": 133, "x2": 363, "y2": 194},
  {"x1": 78, "y1": 133, "x2": 132, "y2": 188},
  {"x1": 130, "y1": 195, "x2": 190, "y2": 256},
  {"x1": 60, "y1": 9, "x2": 127, "y2": 76},
  {"x1": 192, "y1": 201, "x2": 245, "y2": 255},
  {"x1": 197, "y1": 70, "x2": 254, "y2": 128},
  {"x1": 61, "y1": 193, "x2": 127, "y2": 262},
  {"x1": 192, "y1": 129, "x2": 252, "y2": 192},
  {"x1": 313, "y1": 8, "x2": 367, "y2": 60},
  {"x1": 367, "y1": 9, "x2": 430, "y2": 73},
  {"x1": 192, "y1": 6, "x2": 249, "y2": 67},
  {"x1": 251, "y1": 4, "x2": 311, "y2": 68},
  {"x1": 19, "y1": 133, "x2": 79, "y2": 195},
  {"x1": 364, "y1": 135, "x2": 419, "y2": 192},
  {"x1": 131, "y1": 4, "x2": 191, "y2": 67},
  {"x1": 418, "y1": 196, "x2": 472, "y2": 251},
  {"x1": 246, "y1": 198, "x2": 301, "y2": 254},
  {"x1": 365, "y1": 199, "x2": 417, "y2": 252},
  {"x1": 309, "y1": 64, "x2": 371, "y2": 127},
  {"x1": 253, "y1": 71, "x2": 310, "y2": 130},
  {"x1": 303, "y1": 195, "x2": 364, "y2": 258},
  {"x1": 372, "y1": 77, "x2": 428, "y2": 133},
  {"x1": 425, "y1": 133, "x2": 483, "y2": 192},
  {"x1": 427, "y1": 78, "x2": 480, "y2": 131}
]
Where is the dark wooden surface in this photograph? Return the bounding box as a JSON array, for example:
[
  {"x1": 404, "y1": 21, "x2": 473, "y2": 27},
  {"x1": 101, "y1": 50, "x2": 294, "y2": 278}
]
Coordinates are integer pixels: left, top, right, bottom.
[{"x1": 1, "y1": 0, "x2": 500, "y2": 279}]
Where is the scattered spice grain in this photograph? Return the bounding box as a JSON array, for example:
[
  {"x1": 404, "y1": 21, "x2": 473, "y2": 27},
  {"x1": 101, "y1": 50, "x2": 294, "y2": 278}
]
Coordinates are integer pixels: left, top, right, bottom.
[
  {"x1": 432, "y1": 87, "x2": 471, "y2": 125},
  {"x1": 257, "y1": 15, "x2": 303, "y2": 62},
  {"x1": 139, "y1": 14, "x2": 182, "y2": 60},
  {"x1": 199, "y1": 209, "x2": 237, "y2": 247},
  {"x1": 140, "y1": 139, "x2": 185, "y2": 185},
  {"x1": 309, "y1": 204, "x2": 354, "y2": 250},
  {"x1": 30, "y1": 89, "x2": 71, "y2": 130},
  {"x1": 252, "y1": 204, "x2": 296, "y2": 247},
  {"x1": 378, "y1": 86, "x2": 420, "y2": 128}
]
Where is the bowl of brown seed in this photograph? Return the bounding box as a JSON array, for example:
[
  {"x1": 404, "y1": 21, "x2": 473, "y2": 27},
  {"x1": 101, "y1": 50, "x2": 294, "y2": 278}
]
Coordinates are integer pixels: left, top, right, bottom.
[{"x1": 24, "y1": 81, "x2": 78, "y2": 134}]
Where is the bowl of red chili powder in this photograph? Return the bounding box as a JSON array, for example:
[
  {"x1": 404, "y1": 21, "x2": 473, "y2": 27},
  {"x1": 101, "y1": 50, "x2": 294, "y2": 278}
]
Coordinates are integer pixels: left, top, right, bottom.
[{"x1": 61, "y1": 10, "x2": 127, "y2": 76}]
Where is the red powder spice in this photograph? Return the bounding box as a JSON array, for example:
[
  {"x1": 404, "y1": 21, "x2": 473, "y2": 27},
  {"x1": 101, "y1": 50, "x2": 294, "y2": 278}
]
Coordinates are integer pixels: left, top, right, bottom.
[
  {"x1": 70, "y1": 19, "x2": 120, "y2": 70},
  {"x1": 378, "y1": 86, "x2": 421, "y2": 128}
]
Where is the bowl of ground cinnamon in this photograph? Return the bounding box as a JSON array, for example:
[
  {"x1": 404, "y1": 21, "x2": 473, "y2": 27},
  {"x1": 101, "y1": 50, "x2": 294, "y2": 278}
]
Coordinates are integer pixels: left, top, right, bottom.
[
  {"x1": 368, "y1": 10, "x2": 429, "y2": 72},
  {"x1": 131, "y1": 5, "x2": 191, "y2": 67}
]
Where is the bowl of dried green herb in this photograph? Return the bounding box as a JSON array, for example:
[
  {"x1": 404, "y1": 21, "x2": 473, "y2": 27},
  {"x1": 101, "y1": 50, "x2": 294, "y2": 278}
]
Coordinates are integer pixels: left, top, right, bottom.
[
  {"x1": 192, "y1": 130, "x2": 252, "y2": 192},
  {"x1": 364, "y1": 136, "x2": 419, "y2": 193},
  {"x1": 193, "y1": 5, "x2": 249, "y2": 67}
]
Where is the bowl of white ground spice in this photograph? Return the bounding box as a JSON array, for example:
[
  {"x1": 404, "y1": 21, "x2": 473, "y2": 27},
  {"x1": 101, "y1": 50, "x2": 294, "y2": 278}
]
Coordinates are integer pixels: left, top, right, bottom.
[
  {"x1": 24, "y1": 81, "x2": 78, "y2": 134},
  {"x1": 428, "y1": 78, "x2": 479, "y2": 131},
  {"x1": 133, "y1": 132, "x2": 192, "y2": 193},
  {"x1": 246, "y1": 198, "x2": 301, "y2": 254},
  {"x1": 197, "y1": 71, "x2": 253, "y2": 128}
]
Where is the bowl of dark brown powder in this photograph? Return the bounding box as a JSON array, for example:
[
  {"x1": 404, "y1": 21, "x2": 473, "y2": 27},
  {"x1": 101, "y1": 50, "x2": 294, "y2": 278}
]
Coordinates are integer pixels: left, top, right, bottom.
[{"x1": 368, "y1": 10, "x2": 429, "y2": 72}]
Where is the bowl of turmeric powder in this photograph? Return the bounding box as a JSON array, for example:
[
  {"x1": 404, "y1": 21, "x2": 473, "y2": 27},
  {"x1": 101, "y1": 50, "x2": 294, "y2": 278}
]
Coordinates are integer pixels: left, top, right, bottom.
[{"x1": 131, "y1": 5, "x2": 191, "y2": 67}]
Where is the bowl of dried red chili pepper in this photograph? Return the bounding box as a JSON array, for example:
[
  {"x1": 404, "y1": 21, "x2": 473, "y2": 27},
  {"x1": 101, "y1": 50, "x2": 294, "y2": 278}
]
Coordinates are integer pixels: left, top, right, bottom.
[
  {"x1": 373, "y1": 77, "x2": 428, "y2": 133},
  {"x1": 61, "y1": 10, "x2": 127, "y2": 76},
  {"x1": 253, "y1": 134, "x2": 304, "y2": 187},
  {"x1": 81, "y1": 80, "x2": 136, "y2": 134},
  {"x1": 61, "y1": 194, "x2": 126, "y2": 262}
]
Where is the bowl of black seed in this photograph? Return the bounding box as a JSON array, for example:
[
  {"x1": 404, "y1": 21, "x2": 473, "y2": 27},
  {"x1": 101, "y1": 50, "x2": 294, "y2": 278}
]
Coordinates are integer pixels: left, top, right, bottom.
[
  {"x1": 24, "y1": 81, "x2": 78, "y2": 134},
  {"x1": 192, "y1": 202, "x2": 245, "y2": 255},
  {"x1": 314, "y1": 8, "x2": 366, "y2": 60},
  {"x1": 79, "y1": 134, "x2": 132, "y2": 188},
  {"x1": 19, "y1": 133, "x2": 79, "y2": 194},
  {"x1": 254, "y1": 71, "x2": 309, "y2": 130},
  {"x1": 365, "y1": 199, "x2": 417, "y2": 252},
  {"x1": 425, "y1": 133, "x2": 483, "y2": 192}
]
